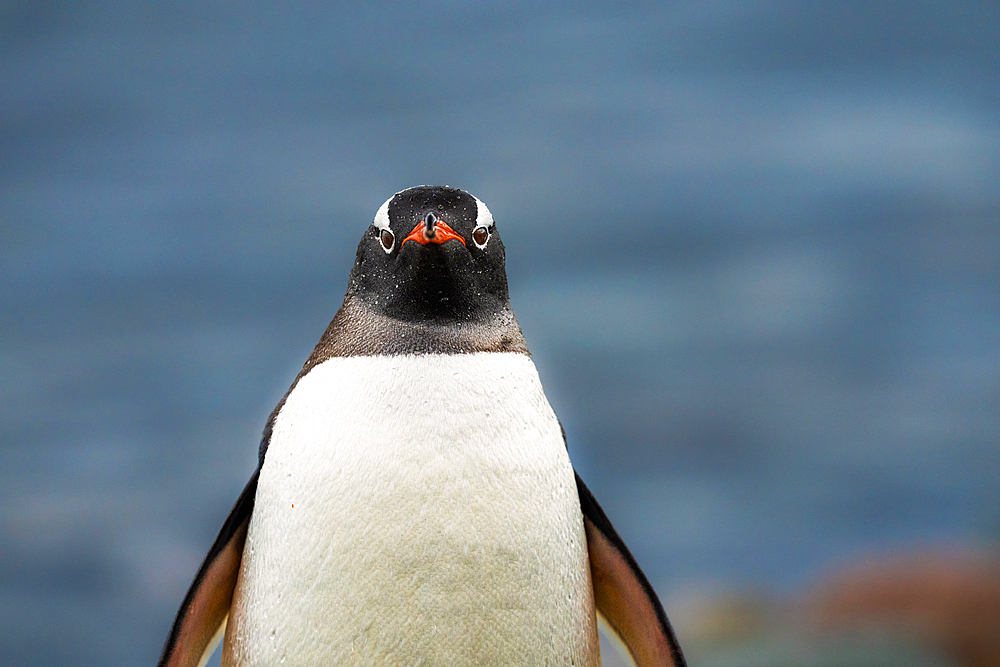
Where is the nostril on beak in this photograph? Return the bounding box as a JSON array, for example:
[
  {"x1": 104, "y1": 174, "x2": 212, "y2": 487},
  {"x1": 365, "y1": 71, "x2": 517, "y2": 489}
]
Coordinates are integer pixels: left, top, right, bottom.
[{"x1": 424, "y1": 212, "x2": 438, "y2": 239}]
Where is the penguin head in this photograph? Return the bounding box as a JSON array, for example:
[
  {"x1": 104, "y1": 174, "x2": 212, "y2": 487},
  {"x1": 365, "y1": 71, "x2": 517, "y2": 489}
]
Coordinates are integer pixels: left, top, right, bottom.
[{"x1": 347, "y1": 186, "x2": 509, "y2": 323}]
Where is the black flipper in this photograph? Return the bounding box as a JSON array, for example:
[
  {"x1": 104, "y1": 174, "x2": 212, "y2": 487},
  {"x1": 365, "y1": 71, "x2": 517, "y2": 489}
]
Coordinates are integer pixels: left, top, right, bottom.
[
  {"x1": 576, "y1": 472, "x2": 686, "y2": 667},
  {"x1": 157, "y1": 470, "x2": 259, "y2": 667}
]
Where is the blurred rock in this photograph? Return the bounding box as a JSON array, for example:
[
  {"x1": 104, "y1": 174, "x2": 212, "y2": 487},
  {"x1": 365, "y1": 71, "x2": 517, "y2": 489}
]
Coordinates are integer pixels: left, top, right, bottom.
[
  {"x1": 668, "y1": 587, "x2": 779, "y2": 649},
  {"x1": 804, "y1": 548, "x2": 1000, "y2": 667}
]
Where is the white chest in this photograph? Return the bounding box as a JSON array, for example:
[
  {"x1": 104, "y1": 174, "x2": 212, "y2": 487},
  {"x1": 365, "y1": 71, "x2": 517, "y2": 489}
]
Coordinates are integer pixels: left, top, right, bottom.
[{"x1": 222, "y1": 352, "x2": 598, "y2": 666}]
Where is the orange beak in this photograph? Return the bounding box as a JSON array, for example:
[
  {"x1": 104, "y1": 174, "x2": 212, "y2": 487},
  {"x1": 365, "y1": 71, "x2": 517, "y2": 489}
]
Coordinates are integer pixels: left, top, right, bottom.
[{"x1": 402, "y1": 219, "x2": 466, "y2": 247}]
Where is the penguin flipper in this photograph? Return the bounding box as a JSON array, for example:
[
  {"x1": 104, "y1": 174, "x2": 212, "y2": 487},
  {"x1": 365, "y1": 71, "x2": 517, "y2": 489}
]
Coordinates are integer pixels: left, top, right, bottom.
[
  {"x1": 157, "y1": 470, "x2": 259, "y2": 667},
  {"x1": 576, "y1": 472, "x2": 686, "y2": 667}
]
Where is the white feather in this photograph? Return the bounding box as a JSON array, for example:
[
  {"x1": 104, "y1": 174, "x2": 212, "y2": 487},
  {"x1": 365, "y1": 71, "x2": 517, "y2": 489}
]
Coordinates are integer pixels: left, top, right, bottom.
[
  {"x1": 372, "y1": 196, "x2": 392, "y2": 232},
  {"x1": 473, "y1": 195, "x2": 494, "y2": 230},
  {"x1": 222, "y1": 352, "x2": 599, "y2": 666}
]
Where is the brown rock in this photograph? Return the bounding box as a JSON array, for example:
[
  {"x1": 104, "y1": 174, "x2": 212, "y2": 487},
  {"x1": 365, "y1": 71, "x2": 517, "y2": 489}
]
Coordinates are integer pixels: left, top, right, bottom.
[{"x1": 805, "y1": 549, "x2": 1000, "y2": 667}]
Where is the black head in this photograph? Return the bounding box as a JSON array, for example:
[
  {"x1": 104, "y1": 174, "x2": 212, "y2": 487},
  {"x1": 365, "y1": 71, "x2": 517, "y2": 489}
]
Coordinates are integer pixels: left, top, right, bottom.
[
  {"x1": 347, "y1": 186, "x2": 508, "y2": 323},
  {"x1": 260, "y1": 187, "x2": 524, "y2": 464}
]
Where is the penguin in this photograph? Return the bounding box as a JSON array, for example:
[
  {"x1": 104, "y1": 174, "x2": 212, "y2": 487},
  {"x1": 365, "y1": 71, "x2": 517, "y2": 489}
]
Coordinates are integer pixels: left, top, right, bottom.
[{"x1": 157, "y1": 186, "x2": 686, "y2": 667}]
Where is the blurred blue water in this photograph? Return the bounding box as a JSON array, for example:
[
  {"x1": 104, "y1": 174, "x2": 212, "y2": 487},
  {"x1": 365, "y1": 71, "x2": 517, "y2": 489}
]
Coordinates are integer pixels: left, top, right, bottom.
[{"x1": 2, "y1": 2, "x2": 998, "y2": 665}]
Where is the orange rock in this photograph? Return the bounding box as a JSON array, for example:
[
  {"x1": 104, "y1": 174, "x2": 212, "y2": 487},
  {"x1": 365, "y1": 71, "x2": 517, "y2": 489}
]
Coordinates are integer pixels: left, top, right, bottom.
[{"x1": 805, "y1": 549, "x2": 1000, "y2": 667}]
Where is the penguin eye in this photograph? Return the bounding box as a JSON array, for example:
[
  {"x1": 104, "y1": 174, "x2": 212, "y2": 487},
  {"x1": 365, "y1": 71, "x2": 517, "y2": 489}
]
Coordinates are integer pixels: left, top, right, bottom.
[
  {"x1": 379, "y1": 229, "x2": 395, "y2": 253},
  {"x1": 472, "y1": 226, "x2": 490, "y2": 248}
]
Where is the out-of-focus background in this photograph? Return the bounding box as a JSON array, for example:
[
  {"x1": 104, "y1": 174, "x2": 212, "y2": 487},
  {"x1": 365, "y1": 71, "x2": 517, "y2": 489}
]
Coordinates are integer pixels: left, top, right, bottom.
[{"x1": 2, "y1": 3, "x2": 999, "y2": 666}]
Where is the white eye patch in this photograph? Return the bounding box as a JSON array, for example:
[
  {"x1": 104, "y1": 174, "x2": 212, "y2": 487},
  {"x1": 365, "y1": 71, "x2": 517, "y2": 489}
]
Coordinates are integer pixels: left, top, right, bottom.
[
  {"x1": 473, "y1": 195, "x2": 494, "y2": 230},
  {"x1": 471, "y1": 196, "x2": 494, "y2": 249},
  {"x1": 373, "y1": 195, "x2": 394, "y2": 253}
]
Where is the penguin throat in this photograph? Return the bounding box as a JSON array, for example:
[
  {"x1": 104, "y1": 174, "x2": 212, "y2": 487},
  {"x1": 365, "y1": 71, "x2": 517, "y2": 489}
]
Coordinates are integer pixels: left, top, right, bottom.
[{"x1": 302, "y1": 297, "x2": 529, "y2": 364}]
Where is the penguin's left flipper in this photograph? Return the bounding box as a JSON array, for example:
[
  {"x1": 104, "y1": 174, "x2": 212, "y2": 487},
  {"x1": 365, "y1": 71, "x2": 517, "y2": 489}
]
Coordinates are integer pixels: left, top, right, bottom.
[
  {"x1": 157, "y1": 470, "x2": 260, "y2": 667},
  {"x1": 576, "y1": 473, "x2": 686, "y2": 667}
]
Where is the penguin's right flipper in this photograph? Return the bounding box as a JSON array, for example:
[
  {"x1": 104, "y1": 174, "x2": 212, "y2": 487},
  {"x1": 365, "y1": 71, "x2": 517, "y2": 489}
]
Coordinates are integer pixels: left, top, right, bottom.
[
  {"x1": 576, "y1": 473, "x2": 686, "y2": 667},
  {"x1": 157, "y1": 470, "x2": 259, "y2": 667}
]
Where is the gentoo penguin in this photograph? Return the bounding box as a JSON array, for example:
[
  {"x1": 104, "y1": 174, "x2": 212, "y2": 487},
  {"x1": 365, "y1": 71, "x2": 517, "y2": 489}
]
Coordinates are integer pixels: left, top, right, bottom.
[{"x1": 158, "y1": 186, "x2": 685, "y2": 667}]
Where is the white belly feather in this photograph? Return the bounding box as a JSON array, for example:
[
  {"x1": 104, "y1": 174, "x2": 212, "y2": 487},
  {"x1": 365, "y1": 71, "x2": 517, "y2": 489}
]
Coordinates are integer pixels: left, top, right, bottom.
[{"x1": 222, "y1": 352, "x2": 599, "y2": 666}]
